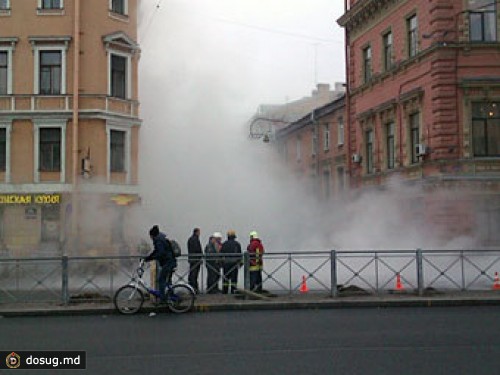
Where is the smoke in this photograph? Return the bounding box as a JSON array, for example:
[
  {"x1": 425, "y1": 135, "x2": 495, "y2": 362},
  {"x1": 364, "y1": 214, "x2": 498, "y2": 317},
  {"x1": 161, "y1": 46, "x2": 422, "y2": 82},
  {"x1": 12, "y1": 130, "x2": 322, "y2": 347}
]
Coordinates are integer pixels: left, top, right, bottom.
[{"x1": 130, "y1": 1, "x2": 478, "y2": 252}]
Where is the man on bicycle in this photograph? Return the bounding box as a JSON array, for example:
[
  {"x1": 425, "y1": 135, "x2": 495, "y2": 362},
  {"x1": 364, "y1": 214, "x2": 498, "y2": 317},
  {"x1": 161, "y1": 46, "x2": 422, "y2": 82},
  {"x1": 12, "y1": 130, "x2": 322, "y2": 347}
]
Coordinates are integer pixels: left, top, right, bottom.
[{"x1": 144, "y1": 225, "x2": 177, "y2": 303}]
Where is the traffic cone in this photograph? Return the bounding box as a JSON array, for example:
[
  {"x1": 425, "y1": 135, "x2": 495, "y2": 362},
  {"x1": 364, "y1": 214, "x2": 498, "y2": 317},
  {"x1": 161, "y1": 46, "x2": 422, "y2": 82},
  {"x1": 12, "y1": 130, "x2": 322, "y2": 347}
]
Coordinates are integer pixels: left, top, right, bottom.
[
  {"x1": 493, "y1": 272, "x2": 500, "y2": 290},
  {"x1": 300, "y1": 275, "x2": 309, "y2": 293},
  {"x1": 395, "y1": 273, "x2": 404, "y2": 291}
]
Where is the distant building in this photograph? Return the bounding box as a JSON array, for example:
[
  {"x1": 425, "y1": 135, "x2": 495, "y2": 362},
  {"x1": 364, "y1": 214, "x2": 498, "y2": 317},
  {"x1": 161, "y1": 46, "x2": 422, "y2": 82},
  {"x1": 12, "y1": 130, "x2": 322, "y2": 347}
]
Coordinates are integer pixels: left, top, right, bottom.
[
  {"x1": 275, "y1": 96, "x2": 347, "y2": 200},
  {"x1": 0, "y1": 0, "x2": 141, "y2": 256},
  {"x1": 338, "y1": 0, "x2": 500, "y2": 246},
  {"x1": 249, "y1": 83, "x2": 345, "y2": 141}
]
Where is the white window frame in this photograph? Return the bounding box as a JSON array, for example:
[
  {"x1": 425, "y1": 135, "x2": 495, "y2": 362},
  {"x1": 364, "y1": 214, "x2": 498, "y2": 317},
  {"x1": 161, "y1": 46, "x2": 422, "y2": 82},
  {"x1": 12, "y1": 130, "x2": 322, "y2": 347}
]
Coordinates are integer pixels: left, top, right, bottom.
[
  {"x1": 0, "y1": 121, "x2": 12, "y2": 183},
  {"x1": 0, "y1": 45, "x2": 14, "y2": 95},
  {"x1": 106, "y1": 122, "x2": 131, "y2": 184},
  {"x1": 109, "y1": 0, "x2": 128, "y2": 16},
  {"x1": 37, "y1": 0, "x2": 64, "y2": 9},
  {"x1": 33, "y1": 45, "x2": 67, "y2": 95},
  {"x1": 33, "y1": 119, "x2": 67, "y2": 183},
  {"x1": 323, "y1": 124, "x2": 330, "y2": 151},
  {"x1": 107, "y1": 50, "x2": 132, "y2": 100},
  {"x1": 0, "y1": 0, "x2": 10, "y2": 10},
  {"x1": 338, "y1": 117, "x2": 344, "y2": 145}
]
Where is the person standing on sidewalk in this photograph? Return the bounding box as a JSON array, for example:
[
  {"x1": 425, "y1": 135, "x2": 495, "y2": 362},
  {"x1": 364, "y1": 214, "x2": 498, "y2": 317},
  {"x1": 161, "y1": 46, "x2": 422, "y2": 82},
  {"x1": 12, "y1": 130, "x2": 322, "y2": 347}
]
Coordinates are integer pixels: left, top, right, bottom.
[
  {"x1": 187, "y1": 227, "x2": 202, "y2": 293},
  {"x1": 205, "y1": 233, "x2": 222, "y2": 294},
  {"x1": 247, "y1": 231, "x2": 265, "y2": 293},
  {"x1": 220, "y1": 230, "x2": 242, "y2": 294}
]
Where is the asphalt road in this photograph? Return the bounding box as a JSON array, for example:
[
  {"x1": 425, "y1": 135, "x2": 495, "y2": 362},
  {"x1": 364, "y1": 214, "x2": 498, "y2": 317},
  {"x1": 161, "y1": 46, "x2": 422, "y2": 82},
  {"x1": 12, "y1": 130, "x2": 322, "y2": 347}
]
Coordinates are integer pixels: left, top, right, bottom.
[{"x1": 2, "y1": 306, "x2": 500, "y2": 374}]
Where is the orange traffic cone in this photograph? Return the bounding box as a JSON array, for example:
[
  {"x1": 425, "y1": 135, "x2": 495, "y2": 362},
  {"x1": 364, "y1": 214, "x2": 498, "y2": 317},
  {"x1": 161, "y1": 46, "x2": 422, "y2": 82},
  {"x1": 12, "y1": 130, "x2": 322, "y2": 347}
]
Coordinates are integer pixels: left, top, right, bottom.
[
  {"x1": 493, "y1": 272, "x2": 500, "y2": 290},
  {"x1": 395, "y1": 273, "x2": 404, "y2": 291},
  {"x1": 300, "y1": 275, "x2": 309, "y2": 293}
]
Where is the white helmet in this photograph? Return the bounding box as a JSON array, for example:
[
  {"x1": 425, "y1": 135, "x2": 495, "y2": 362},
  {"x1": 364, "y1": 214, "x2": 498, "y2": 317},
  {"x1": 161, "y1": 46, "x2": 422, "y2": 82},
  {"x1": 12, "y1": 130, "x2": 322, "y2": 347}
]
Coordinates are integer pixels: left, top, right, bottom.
[{"x1": 213, "y1": 232, "x2": 222, "y2": 238}]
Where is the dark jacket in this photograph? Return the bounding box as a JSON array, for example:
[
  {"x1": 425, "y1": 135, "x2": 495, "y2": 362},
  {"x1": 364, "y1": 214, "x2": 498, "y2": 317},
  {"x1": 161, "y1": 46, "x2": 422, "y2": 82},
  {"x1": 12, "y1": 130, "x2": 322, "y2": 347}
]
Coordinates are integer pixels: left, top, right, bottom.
[
  {"x1": 220, "y1": 236, "x2": 242, "y2": 265},
  {"x1": 205, "y1": 240, "x2": 221, "y2": 266},
  {"x1": 145, "y1": 232, "x2": 177, "y2": 269},
  {"x1": 187, "y1": 233, "x2": 203, "y2": 263}
]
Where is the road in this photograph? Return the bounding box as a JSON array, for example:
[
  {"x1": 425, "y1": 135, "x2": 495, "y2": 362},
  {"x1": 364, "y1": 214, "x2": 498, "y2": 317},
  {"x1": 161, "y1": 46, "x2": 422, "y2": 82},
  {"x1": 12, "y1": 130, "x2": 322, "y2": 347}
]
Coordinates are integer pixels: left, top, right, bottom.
[{"x1": 2, "y1": 306, "x2": 500, "y2": 374}]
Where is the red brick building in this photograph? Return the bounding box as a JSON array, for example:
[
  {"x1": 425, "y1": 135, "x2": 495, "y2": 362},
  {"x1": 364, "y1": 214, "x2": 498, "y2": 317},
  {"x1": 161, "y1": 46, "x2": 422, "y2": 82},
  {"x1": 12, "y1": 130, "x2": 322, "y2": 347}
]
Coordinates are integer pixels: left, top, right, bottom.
[{"x1": 338, "y1": 0, "x2": 500, "y2": 245}]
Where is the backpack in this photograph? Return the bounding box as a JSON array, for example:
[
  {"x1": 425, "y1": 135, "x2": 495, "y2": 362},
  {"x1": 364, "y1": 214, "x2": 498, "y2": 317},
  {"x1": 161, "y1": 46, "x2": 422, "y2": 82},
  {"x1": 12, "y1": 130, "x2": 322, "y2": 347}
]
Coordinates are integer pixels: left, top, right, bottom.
[{"x1": 170, "y1": 239, "x2": 182, "y2": 258}]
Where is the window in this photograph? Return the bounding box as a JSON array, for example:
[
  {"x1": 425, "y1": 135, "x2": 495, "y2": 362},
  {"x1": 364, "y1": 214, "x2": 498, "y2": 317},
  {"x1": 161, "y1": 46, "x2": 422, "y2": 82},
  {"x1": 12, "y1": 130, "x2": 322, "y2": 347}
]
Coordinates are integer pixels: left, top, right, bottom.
[
  {"x1": 365, "y1": 129, "x2": 374, "y2": 174},
  {"x1": 40, "y1": 0, "x2": 62, "y2": 9},
  {"x1": 0, "y1": 0, "x2": 9, "y2": 10},
  {"x1": 0, "y1": 128, "x2": 5, "y2": 171},
  {"x1": 39, "y1": 51, "x2": 62, "y2": 95},
  {"x1": 110, "y1": 0, "x2": 127, "y2": 15},
  {"x1": 0, "y1": 52, "x2": 6, "y2": 95},
  {"x1": 386, "y1": 122, "x2": 395, "y2": 169},
  {"x1": 383, "y1": 31, "x2": 393, "y2": 71},
  {"x1": 323, "y1": 124, "x2": 330, "y2": 151},
  {"x1": 296, "y1": 136, "x2": 302, "y2": 161},
  {"x1": 363, "y1": 45, "x2": 372, "y2": 83},
  {"x1": 111, "y1": 54, "x2": 127, "y2": 99},
  {"x1": 323, "y1": 169, "x2": 331, "y2": 200},
  {"x1": 472, "y1": 102, "x2": 500, "y2": 157},
  {"x1": 337, "y1": 167, "x2": 345, "y2": 191},
  {"x1": 312, "y1": 128, "x2": 318, "y2": 156},
  {"x1": 110, "y1": 130, "x2": 125, "y2": 172},
  {"x1": 409, "y1": 113, "x2": 420, "y2": 164},
  {"x1": 338, "y1": 117, "x2": 344, "y2": 145},
  {"x1": 469, "y1": 0, "x2": 497, "y2": 42},
  {"x1": 407, "y1": 14, "x2": 418, "y2": 58},
  {"x1": 39, "y1": 128, "x2": 61, "y2": 172}
]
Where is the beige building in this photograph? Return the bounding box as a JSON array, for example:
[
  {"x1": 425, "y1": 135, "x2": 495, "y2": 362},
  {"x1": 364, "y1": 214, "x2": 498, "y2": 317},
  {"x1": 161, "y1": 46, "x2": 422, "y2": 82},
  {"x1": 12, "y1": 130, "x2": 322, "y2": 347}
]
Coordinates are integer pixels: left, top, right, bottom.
[{"x1": 0, "y1": 0, "x2": 141, "y2": 257}]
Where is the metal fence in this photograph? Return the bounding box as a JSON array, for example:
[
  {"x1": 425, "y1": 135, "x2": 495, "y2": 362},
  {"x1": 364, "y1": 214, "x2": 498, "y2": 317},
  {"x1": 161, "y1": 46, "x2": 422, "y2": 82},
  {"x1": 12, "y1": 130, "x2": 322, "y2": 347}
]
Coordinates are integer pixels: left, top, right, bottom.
[{"x1": 0, "y1": 249, "x2": 499, "y2": 304}]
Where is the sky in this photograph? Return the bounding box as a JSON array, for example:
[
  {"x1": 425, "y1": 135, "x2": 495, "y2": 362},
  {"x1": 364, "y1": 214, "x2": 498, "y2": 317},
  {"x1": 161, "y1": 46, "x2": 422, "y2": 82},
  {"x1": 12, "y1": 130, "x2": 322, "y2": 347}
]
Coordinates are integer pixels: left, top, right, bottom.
[
  {"x1": 131, "y1": 1, "x2": 476, "y2": 251},
  {"x1": 138, "y1": 0, "x2": 346, "y2": 107}
]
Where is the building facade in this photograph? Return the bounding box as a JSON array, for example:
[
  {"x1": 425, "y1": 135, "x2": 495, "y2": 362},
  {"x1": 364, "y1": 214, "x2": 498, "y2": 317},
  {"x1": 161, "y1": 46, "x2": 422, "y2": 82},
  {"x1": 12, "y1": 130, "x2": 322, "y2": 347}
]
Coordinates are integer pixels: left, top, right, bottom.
[
  {"x1": 0, "y1": 0, "x2": 141, "y2": 257},
  {"x1": 338, "y1": 0, "x2": 500, "y2": 245},
  {"x1": 275, "y1": 96, "x2": 347, "y2": 201},
  {"x1": 249, "y1": 83, "x2": 345, "y2": 141}
]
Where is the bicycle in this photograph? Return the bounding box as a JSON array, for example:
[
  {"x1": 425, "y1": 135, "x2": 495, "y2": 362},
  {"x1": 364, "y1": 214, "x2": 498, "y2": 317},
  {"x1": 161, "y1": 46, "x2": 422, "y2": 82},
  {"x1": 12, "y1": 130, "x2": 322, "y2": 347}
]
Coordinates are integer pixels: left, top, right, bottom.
[{"x1": 114, "y1": 259, "x2": 196, "y2": 314}]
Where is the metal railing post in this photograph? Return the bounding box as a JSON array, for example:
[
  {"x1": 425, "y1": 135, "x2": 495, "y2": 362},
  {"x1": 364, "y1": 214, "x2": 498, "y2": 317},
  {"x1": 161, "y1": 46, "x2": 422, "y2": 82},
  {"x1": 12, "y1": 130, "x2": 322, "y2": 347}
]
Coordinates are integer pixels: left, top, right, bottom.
[
  {"x1": 331, "y1": 250, "x2": 337, "y2": 298},
  {"x1": 62, "y1": 256, "x2": 69, "y2": 305},
  {"x1": 243, "y1": 252, "x2": 250, "y2": 290},
  {"x1": 416, "y1": 248, "x2": 424, "y2": 296}
]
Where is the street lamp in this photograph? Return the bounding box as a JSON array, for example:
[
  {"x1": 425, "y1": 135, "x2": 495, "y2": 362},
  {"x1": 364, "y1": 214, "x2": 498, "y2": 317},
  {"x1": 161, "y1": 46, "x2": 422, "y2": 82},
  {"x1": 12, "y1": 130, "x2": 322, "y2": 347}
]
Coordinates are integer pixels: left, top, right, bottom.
[{"x1": 248, "y1": 117, "x2": 289, "y2": 143}]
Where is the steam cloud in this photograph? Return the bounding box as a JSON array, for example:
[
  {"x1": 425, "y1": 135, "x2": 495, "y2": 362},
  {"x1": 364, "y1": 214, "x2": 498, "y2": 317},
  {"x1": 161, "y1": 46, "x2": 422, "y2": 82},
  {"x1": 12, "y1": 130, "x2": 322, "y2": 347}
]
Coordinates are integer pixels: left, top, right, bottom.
[{"x1": 130, "y1": 1, "x2": 476, "y2": 252}]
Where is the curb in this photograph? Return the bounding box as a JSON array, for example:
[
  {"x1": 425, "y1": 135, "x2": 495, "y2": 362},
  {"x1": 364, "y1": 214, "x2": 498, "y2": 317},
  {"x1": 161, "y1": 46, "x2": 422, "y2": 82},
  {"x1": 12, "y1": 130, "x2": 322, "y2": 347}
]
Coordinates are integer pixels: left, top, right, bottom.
[{"x1": 1, "y1": 296, "x2": 500, "y2": 317}]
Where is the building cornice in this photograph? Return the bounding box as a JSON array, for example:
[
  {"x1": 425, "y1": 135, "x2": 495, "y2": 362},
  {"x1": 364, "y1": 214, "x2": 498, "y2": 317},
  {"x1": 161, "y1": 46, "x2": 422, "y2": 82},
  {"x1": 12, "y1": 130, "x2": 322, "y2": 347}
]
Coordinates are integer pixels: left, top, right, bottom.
[{"x1": 337, "y1": 0, "x2": 401, "y2": 31}]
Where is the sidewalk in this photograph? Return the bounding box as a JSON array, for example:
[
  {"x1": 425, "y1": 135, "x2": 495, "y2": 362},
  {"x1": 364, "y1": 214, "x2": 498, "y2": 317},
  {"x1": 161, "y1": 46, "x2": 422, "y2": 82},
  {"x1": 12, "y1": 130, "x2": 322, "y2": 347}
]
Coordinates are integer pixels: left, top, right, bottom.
[{"x1": 1, "y1": 290, "x2": 499, "y2": 317}]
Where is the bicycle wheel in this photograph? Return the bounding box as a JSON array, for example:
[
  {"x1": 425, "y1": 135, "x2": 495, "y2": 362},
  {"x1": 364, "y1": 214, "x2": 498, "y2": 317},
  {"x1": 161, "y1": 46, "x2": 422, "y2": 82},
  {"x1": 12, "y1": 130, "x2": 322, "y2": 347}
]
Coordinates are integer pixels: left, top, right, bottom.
[
  {"x1": 167, "y1": 284, "x2": 195, "y2": 313},
  {"x1": 114, "y1": 285, "x2": 144, "y2": 314}
]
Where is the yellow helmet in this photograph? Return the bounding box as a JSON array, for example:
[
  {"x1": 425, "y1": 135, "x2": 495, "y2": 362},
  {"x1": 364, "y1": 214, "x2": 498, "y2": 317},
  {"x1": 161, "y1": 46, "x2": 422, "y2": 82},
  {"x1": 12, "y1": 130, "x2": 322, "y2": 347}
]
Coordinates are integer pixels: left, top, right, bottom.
[
  {"x1": 227, "y1": 229, "x2": 236, "y2": 237},
  {"x1": 249, "y1": 231, "x2": 259, "y2": 239}
]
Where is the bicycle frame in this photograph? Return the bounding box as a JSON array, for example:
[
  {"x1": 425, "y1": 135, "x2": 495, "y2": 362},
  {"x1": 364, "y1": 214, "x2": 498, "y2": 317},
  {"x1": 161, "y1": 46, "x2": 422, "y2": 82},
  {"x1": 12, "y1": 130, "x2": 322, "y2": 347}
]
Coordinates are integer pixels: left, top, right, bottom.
[
  {"x1": 127, "y1": 260, "x2": 196, "y2": 299},
  {"x1": 127, "y1": 260, "x2": 161, "y2": 299}
]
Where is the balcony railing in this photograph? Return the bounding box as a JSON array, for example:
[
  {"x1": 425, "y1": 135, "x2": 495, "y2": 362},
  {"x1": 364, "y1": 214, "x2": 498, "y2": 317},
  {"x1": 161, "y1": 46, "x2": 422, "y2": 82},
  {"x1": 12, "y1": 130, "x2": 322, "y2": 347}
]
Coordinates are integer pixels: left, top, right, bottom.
[{"x1": 0, "y1": 94, "x2": 139, "y2": 118}]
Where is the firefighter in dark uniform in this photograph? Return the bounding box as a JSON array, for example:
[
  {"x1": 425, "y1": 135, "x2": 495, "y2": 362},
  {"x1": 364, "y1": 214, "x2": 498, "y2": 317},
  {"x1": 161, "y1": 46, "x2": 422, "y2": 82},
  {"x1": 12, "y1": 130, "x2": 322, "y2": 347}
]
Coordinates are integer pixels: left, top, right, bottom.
[{"x1": 220, "y1": 230, "x2": 242, "y2": 294}]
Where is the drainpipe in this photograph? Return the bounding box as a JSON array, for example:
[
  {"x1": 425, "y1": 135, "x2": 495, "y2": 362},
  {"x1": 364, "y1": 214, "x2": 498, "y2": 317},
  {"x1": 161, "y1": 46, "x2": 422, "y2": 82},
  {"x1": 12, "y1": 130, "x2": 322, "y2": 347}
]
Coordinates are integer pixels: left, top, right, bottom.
[
  {"x1": 70, "y1": 0, "x2": 81, "y2": 255},
  {"x1": 343, "y1": 0, "x2": 352, "y2": 188}
]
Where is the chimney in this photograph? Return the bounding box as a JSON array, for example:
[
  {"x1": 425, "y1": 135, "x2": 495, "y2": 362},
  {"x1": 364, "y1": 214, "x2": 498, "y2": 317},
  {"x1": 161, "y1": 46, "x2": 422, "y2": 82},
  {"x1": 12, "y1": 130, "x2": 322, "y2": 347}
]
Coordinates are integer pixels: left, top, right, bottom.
[{"x1": 312, "y1": 83, "x2": 331, "y2": 96}]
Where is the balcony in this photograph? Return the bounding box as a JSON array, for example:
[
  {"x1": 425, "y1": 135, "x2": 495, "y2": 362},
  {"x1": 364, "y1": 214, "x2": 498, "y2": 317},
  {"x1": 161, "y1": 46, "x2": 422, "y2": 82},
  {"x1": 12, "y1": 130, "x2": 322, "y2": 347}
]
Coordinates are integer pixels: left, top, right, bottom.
[{"x1": 0, "y1": 94, "x2": 140, "y2": 119}]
